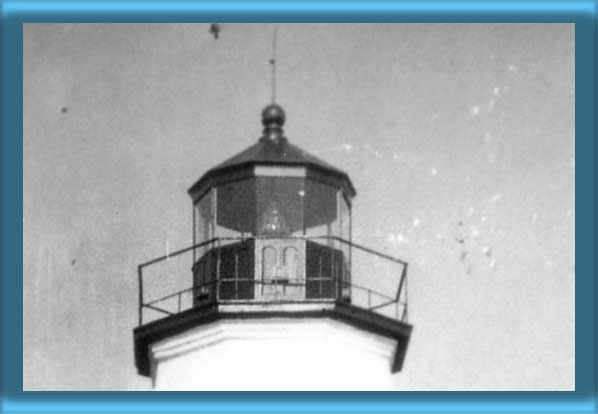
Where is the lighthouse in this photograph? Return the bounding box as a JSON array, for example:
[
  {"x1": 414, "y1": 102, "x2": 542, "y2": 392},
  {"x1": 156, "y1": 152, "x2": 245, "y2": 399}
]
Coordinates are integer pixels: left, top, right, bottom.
[{"x1": 133, "y1": 103, "x2": 413, "y2": 391}]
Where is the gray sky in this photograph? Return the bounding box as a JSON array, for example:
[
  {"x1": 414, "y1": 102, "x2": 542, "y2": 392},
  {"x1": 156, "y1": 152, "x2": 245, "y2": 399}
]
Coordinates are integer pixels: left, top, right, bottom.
[{"x1": 23, "y1": 23, "x2": 574, "y2": 391}]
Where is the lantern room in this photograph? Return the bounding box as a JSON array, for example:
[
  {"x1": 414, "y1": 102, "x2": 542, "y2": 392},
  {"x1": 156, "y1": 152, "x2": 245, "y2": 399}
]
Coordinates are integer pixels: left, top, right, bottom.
[{"x1": 188, "y1": 104, "x2": 355, "y2": 304}]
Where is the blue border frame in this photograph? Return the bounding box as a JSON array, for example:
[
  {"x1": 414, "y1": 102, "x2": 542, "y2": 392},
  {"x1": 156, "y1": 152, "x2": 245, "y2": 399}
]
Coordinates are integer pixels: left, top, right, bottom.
[{"x1": 2, "y1": 1, "x2": 596, "y2": 412}]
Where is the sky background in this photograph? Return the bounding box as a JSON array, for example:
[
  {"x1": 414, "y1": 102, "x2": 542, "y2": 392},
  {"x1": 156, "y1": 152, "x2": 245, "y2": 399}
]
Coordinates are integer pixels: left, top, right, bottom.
[{"x1": 23, "y1": 23, "x2": 575, "y2": 391}]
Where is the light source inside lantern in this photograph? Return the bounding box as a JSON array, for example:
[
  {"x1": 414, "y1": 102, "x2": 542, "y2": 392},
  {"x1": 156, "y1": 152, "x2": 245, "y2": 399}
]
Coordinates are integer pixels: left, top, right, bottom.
[{"x1": 259, "y1": 199, "x2": 288, "y2": 236}]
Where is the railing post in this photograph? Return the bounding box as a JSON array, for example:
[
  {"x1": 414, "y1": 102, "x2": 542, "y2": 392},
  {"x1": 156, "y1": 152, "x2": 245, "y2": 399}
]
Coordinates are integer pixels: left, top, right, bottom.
[
  {"x1": 396, "y1": 263, "x2": 408, "y2": 301},
  {"x1": 404, "y1": 270, "x2": 409, "y2": 322},
  {"x1": 318, "y1": 256, "x2": 323, "y2": 296},
  {"x1": 330, "y1": 246, "x2": 334, "y2": 299},
  {"x1": 334, "y1": 263, "x2": 339, "y2": 300},
  {"x1": 368, "y1": 290, "x2": 371, "y2": 309},
  {"x1": 234, "y1": 252, "x2": 239, "y2": 300},
  {"x1": 137, "y1": 265, "x2": 143, "y2": 326},
  {"x1": 216, "y1": 239, "x2": 221, "y2": 302},
  {"x1": 178, "y1": 292, "x2": 182, "y2": 313}
]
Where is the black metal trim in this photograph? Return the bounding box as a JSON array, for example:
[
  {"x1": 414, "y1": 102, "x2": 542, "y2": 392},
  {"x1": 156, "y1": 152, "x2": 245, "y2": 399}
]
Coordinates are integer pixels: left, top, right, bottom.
[
  {"x1": 133, "y1": 301, "x2": 412, "y2": 377},
  {"x1": 188, "y1": 160, "x2": 356, "y2": 203}
]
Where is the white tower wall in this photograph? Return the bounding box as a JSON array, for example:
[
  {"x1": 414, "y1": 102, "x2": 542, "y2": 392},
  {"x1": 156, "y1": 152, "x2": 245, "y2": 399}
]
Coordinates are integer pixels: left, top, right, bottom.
[{"x1": 150, "y1": 317, "x2": 397, "y2": 391}]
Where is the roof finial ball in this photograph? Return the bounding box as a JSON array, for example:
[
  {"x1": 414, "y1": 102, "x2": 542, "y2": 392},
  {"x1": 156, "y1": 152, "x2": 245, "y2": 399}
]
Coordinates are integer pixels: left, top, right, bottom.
[{"x1": 260, "y1": 103, "x2": 286, "y2": 144}]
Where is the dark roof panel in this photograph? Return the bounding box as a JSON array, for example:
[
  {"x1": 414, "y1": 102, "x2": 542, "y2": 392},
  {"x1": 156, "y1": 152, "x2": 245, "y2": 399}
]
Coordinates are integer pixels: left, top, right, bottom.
[
  {"x1": 213, "y1": 139, "x2": 344, "y2": 175},
  {"x1": 188, "y1": 104, "x2": 356, "y2": 200},
  {"x1": 188, "y1": 139, "x2": 356, "y2": 200}
]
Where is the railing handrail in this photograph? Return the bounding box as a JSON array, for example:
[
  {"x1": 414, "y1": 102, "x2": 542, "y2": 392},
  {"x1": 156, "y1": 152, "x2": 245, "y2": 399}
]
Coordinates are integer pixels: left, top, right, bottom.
[{"x1": 138, "y1": 235, "x2": 408, "y2": 270}]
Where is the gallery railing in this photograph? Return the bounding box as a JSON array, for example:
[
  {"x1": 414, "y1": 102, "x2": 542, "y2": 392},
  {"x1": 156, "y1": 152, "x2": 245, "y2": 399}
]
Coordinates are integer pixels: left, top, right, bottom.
[{"x1": 137, "y1": 236, "x2": 408, "y2": 326}]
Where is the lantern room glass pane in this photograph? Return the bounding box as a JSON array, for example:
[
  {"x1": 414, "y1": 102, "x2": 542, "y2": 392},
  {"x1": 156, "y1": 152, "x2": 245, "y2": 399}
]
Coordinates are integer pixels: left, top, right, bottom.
[
  {"x1": 216, "y1": 179, "x2": 256, "y2": 237},
  {"x1": 256, "y1": 177, "x2": 304, "y2": 236},
  {"x1": 304, "y1": 179, "x2": 338, "y2": 237},
  {"x1": 339, "y1": 192, "x2": 350, "y2": 242},
  {"x1": 194, "y1": 190, "x2": 214, "y2": 254},
  {"x1": 339, "y1": 192, "x2": 351, "y2": 299}
]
